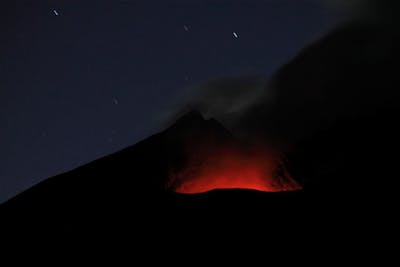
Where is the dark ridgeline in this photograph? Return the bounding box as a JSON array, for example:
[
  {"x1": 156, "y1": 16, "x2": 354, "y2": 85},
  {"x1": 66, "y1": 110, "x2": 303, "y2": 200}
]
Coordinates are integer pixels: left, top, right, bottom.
[
  {"x1": 271, "y1": 22, "x2": 400, "y2": 194},
  {"x1": 1, "y1": 21, "x2": 398, "y2": 256},
  {"x1": 1, "y1": 110, "x2": 309, "y2": 257}
]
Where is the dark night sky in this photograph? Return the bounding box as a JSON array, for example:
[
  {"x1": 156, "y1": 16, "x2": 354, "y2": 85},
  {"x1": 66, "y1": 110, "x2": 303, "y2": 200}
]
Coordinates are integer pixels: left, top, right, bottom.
[{"x1": 0, "y1": 0, "x2": 343, "y2": 202}]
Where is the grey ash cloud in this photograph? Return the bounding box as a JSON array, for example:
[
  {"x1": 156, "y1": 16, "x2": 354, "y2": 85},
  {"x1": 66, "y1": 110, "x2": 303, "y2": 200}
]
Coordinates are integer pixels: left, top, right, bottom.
[{"x1": 169, "y1": 0, "x2": 400, "y2": 149}]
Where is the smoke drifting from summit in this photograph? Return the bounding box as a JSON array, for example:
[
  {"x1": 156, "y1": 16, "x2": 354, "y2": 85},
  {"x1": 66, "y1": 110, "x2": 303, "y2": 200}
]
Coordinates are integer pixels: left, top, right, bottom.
[
  {"x1": 165, "y1": 0, "x2": 400, "y2": 192},
  {"x1": 166, "y1": 75, "x2": 268, "y2": 131},
  {"x1": 167, "y1": 0, "x2": 400, "y2": 152}
]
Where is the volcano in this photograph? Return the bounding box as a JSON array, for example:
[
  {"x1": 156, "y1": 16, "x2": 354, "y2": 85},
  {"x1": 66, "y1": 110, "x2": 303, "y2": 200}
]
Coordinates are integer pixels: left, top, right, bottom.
[
  {"x1": 1, "y1": 111, "x2": 302, "y2": 204},
  {"x1": 1, "y1": 111, "x2": 305, "y2": 252},
  {"x1": 2, "y1": 20, "x2": 398, "y2": 257}
]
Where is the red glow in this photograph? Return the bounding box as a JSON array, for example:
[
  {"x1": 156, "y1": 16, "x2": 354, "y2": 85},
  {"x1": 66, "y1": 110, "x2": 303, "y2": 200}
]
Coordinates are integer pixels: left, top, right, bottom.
[{"x1": 168, "y1": 146, "x2": 302, "y2": 194}]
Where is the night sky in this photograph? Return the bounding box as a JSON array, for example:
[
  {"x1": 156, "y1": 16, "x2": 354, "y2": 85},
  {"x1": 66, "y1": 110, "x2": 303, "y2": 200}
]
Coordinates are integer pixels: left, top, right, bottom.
[{"x1": 0, "y1": 0, "x2": 343, "y2": 202}]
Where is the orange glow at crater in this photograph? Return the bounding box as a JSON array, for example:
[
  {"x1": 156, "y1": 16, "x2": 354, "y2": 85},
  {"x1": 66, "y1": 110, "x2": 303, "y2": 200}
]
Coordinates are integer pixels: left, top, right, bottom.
[{"x1": 168, "y1": 146, "x2": 302, "y2": 194}]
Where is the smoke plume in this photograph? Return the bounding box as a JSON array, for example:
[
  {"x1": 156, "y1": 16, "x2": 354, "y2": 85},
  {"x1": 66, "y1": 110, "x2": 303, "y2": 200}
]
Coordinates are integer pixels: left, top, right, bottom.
[{"x1": 168, "y1": 0, "x2": 400, "y2": 152}]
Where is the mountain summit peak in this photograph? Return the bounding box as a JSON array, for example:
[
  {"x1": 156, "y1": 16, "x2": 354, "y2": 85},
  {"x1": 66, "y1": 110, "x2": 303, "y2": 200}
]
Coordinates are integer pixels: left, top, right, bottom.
[{"x1": 172, "y1": 110, "x2": 204, "y2": 125}]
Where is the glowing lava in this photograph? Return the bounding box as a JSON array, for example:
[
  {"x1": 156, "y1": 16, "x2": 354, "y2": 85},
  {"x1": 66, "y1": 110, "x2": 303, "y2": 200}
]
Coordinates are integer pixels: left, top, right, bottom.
[{"x1": 168, "y1": 146, "x2": 302, "y2": 194}]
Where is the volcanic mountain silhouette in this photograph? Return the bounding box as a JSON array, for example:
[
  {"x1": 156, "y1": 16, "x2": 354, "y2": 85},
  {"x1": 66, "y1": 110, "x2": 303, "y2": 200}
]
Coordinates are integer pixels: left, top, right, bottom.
[
  {"x1": 1, "y1": 110, "x2": 306, "y2": 253},
  {"x1": 1, "y1": 111, "x2": 300, "y2": 213}
]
